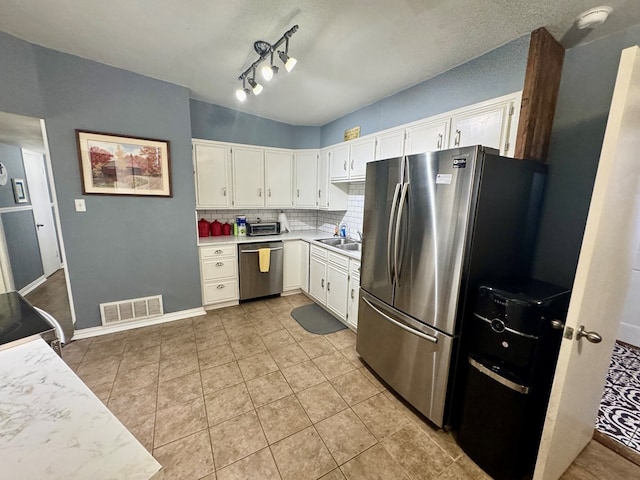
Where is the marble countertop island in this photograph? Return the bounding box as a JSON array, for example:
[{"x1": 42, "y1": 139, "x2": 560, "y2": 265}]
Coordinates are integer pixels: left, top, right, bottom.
[{"x1": 0, "y1": 338, "x2": 162, "y2": 479}]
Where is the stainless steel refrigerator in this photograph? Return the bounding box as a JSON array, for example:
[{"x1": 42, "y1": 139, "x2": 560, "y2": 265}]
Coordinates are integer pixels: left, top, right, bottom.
[{"x1": 356, "y1": 145, "x2": 545, "y2": 428}]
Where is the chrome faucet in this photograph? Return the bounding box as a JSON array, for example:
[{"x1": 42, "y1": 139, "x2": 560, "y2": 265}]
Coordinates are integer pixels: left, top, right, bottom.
[{"x1": 357, "y1": 231, "x2": 363, "y2": 242}]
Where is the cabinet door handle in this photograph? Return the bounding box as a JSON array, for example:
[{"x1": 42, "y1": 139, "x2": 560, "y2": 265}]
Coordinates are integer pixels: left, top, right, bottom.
[
  {"x1": 350, "y1": 159, "x2": 354, "y2": 170},
  {"x1": 437, "y1": 134, "x2": 443, "y2": 149},
  {"x1": 297, "y1": 189, "x2": 300, "y2": 198},
  {"x1": 318, "y1": 189, "x2": 322, "y2": 198},
  {"x1": 222, "y1": 187, "x2": 227, "y2": 197},
  {"x1": 343, "y1": 160, "x2": 347, "y2": 171},
  {"x1": 216, "y1": 262, "x2": 224, "y2": 267},
  {"x1": 269, "y1": 188, "x2": 272, "y2": 197},
  {"x1": 321, "y1": 279, "x2": 325, "y2": 288},
  {"x1": 327, "y1": 282, "x2": 331, "y2": 292},
  {"x1": 351, "y1": 288, "x2": 355, "y2": 299},
  {"x1": 454, "y1": 129, "x2": 461, "y2": 146},
  {"x1": 215, "y1": 249, "x2": 223, "y2": 254},
  {"x1": 258, "y1": 188, "x2": 262, "y2": 197},
  {"x1": 216, "y1": 284, "x2": 225, "y2": 289}
]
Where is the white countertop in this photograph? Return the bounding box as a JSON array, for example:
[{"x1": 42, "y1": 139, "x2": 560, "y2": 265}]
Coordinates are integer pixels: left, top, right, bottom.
[
  {"x1": 0, "y1": 339, "x2": 163, "y2": 480},
  {"x1": 198, "y1": 229, "x2": 362, "y2": 261}
]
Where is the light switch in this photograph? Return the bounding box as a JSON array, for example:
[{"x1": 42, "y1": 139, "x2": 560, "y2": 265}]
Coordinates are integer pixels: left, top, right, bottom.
[{"x1": 74, "y1": 199, "x2": 86, "y2": 212}]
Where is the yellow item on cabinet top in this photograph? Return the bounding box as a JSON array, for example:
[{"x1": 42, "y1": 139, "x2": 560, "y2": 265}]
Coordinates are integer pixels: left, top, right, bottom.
[{"x1": 258, "y1": 248, "x2": 271, "y2": 273}]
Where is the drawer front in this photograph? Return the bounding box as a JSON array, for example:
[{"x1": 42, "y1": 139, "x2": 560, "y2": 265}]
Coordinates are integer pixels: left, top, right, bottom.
[
  {"x1": 203, "y1": 280, "x2": 238, "y2": 304},
  {"x1": 310, "y1": 245, "x2": 328, "y2": 260},
  {"x1": 202, "y1": 257, "x2": 237, "y2": 281},
  {"x1": 350, "y1": 260, "x2": 361, "y2": 277},
  {"x1": 201, "y1": 245, "x2": 236, "y2": 259},
  {"x1": 327, "y1": 251, "x2": 349, "y2": 270}
]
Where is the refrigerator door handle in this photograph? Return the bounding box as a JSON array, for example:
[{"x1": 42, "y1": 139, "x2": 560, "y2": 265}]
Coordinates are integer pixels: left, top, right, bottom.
[
  {"x1": 387, "y1": 183, "x2": 401, "y2": 283},
  {"x1": 362, "y1": 297, "x2": 438, "y2": 344},
  {"x1": 394, "y1": 182, "x2": 409, "y2": 285}
]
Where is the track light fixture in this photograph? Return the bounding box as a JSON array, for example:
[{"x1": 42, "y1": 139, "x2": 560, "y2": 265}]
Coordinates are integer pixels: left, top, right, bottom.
[{"x1": 235, "y1": 25, "x2": 298, "y2": 101}]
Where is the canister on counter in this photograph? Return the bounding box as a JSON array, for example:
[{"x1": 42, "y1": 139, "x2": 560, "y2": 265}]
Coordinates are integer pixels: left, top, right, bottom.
[{"x1": 237, "y1": 216, "x2": 247, "y2": 236}]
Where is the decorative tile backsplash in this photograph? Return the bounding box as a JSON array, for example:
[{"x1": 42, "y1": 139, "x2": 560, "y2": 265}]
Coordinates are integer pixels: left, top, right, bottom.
[{"x1": 198, "y1": 182, "x2": 366, "y2": 239}]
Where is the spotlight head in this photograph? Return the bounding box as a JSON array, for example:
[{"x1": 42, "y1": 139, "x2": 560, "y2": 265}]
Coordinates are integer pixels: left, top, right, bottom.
[
  {"x1": 247, "y1": 77, "x2": 263, "y2": 95},
  {"x1": 235, "y1": 87, "x2": 249, "y2": 102},
  {"x1": 261, "y1": 64, "x2": 275, "y2": 81},
  {"x1": 278, "y1": 51, "x2": 297, "y2": 72}
]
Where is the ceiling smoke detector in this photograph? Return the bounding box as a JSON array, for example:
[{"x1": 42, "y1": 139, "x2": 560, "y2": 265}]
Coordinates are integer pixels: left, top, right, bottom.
[{"x1": 575, "y1": 6, "x2": 613, "y2": 30}]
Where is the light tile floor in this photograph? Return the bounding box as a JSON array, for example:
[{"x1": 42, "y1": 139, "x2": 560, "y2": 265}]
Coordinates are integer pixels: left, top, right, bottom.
[{"x1": 62, "y1": 294, "x2": 640, "y2": 480}]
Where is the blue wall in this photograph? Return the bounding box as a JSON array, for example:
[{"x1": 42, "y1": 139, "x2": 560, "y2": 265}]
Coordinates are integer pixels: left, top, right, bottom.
[
  {"x1": 3, "y1": 211, "x2": 43, "y2": 290},
  {"x1": 0, "y1": 142, "x2": 43, "y2": 290},
  {"x1": 0, "y1": 142, "x2": 29, "y2": 207},
  {"x1": 320, "y1": 35, "x2": 531, "y2": 146},
  {"x1": 30, "y1": 47, "x2": 201, "y2": 329},
  {"x1": 0, "y1": 32, "x2": 44, "y2": 118},
  {"x1": 532, "y1": 25, "x2": 640, "y2": 287},
  {"x1": 190, "y1": 99, "x2": 320, "y2": 149}
]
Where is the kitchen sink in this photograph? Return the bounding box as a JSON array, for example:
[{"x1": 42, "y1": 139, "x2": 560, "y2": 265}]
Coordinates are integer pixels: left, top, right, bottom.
[
  {"x1": 336, "y1": 242, "x2": 362, "y2": 252},
  {"x1": 317, "y1": 237, "x2": 352, "y2": 246}
]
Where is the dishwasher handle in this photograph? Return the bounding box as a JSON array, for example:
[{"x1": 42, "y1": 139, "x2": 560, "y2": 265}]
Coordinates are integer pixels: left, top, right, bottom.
[{"x1": 240, "y1": 246, "x2": 284, "y2": 254}]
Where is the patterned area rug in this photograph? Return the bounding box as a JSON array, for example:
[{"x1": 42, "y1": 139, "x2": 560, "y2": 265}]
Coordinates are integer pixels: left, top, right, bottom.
[{"x1": 596, "y1": 341, "x2": 640, "y2": 454}]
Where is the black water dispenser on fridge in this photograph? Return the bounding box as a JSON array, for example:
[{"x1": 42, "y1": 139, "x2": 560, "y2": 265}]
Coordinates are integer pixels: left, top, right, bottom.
[{"x1": 455, "y1": 279, "x2": 571, "y2": 480}]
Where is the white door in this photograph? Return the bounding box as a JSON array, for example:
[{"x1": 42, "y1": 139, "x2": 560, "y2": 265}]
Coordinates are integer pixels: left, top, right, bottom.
[
  {"x1": 22, "y1": 150, "x2": 60, "y2": 277},
  {"x1": 300, "y1": 241, "x2": 310, "y2": 293},
  {"x1": 405, "y1": 119, "x2": 449, "y2": 155},
  {"x1": 349, "y1": 138, "x2": 375, "y2": 180},
  {"x1": 329, "y1": 145, "x2": 350, "y2": 182},
  {"x1": 326, "y1": 264, "x2": 349, "y2": 320},
  {"x1": 375, "y1": 129, "x2": 405, "y2": 160},
  {"x1": 534, "y1": 46, "x2": 640, "y2": 480},
  {"x1": 194, "y1": 143, "x2": 230, "y2": 208},
  {"x1": 294, "y1": 151, "x2": 318, "y2": 208},
  {"x1": 283, "y1": 241, "x2": 301, "y2": 291},
  {"x1": 309, "y1": 256, "x2": 327, "y2": 304},
  {"x1": 232, "y1": 146, "x2": 264, "y2": 207},
  {"x1": 318, "y1": 149, "x2": 330, "y2": 209},
  {"x1": 265, "y1": 149, "x2": 293, "y2": 208},
  {"x1": 450, "y1": 103, "x2": 510, "y2": 154}
]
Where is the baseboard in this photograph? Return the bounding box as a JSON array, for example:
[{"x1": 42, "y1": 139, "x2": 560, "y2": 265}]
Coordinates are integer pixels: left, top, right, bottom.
[
  {"x1": 282, "y1": 288, "x2": 302, "y2": 296},
  {"x1": 72, "y1": 306, "x2": 207, "y2": 340},
  {"x1": 18, "y1": 275, "x2": 47, "y2": 296},
  {"x1": 204, "y1": 300, "x2": 239, "y2": 311},
  {"x1": 618, "y1": 322, "x2": 640, "y2": 348},
  {"x1": 593, "y1": 430, "x2": 640, "y2": 467}
]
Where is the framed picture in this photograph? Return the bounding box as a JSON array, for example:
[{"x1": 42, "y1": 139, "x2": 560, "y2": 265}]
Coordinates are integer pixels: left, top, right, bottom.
[
  {"x1": 76, "y1": 130, "x2": 172, "y2": 197},
  {"x1": 12, "y1": 178, "x2": 28, "y2": 204}
]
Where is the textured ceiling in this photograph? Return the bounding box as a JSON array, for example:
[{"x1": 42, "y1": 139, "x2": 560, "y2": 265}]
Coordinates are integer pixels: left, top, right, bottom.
[{"x1": 1, "y1": 1, "x2": 640, "y2": 126}]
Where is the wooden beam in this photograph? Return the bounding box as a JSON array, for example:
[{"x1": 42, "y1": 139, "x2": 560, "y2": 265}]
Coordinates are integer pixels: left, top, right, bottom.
[{"x1": 514, "y1": 28, "x2": 565, "y2": 161}]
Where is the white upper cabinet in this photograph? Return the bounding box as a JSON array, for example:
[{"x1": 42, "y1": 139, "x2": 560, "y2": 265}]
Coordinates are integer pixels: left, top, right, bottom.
[
  {"x1": 193, "y1": 141, "x2": 231, "y2": 208},
  {"x1": 449, "y1": 98, "x2": 517, "y2": 156},
  {"x1": 375, "y1": 129, "x2": 406, "y2": 160},
  {"x1": 329, "y1": 144, "x2": 350, "y2": 182},
  {"x1": 349, "y1": 137, "x2": 375, "y2": 180},
  {"x1": 264, "y1": 149, "x2": 293, "y2": 208},
  {"x1": 232, "y1": 146, "x2": 264, "y2": 207},
  {"x1": 319, "y1": 148, "x2": 349, "y2": 211},
  {"x1": 294, "y1": 150, "x2": 318, "y2": 208},
  {"x1": 405, "y1": 119, "x2": 449, "y2": 155}
]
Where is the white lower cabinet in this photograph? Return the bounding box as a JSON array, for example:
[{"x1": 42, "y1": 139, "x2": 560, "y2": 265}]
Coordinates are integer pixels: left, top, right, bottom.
[
  {"x1": 307, "y1": 244, "x2": 352, "y2": 323},
  {"x1": 326, "y1": 256, "x2": 349, "y2": 321},
  {"x1": 283, "y1": 240, "x2": 309, "y2": 292},
  {"x1": 200, "y1": 245, "x2": 238, "y2": 306},
  {"x1": 309, "y1": 246, "x2": 328, "y2": 303},
  {"x1": 347, "y1": 260, "x2": 361, "y2": 330}
]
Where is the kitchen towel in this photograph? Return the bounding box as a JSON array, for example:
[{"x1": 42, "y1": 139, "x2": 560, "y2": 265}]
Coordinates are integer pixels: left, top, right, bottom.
[{"x1": 258, "y1": 248, "x2": 271, "y2": 272}]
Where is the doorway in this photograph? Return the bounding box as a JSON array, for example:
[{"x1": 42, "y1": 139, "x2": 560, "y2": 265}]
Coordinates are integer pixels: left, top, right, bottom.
[{"x1": 0, "y1": 111, "x2": 75, "y2": 341}]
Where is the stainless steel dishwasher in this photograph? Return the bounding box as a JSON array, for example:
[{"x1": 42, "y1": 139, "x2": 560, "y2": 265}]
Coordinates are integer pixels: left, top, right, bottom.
[{"x1": 238, "y1": 241, "x2": 284, "y2": 300}]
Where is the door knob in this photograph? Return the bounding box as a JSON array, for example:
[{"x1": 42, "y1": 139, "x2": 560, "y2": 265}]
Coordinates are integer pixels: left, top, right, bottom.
[
  {"x1": 576, "y1": 325, "x2": 602, "y2": 344},
  {"x1": 36, "y1": 223, "x2": 44, "y2": 228}
]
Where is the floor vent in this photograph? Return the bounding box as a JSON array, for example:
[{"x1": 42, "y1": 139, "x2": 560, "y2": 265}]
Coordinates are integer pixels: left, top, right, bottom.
[{"x1": 100, "y1": 295, "x2": 164, "y2": 325}]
